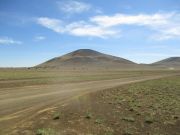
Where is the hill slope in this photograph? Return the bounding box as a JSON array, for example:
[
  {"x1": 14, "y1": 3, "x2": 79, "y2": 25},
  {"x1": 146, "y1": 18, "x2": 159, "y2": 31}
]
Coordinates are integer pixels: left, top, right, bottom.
[
  {"x1": 36, "y1": 49, "x2": 137, "y2": 69},
  {"x1": 152, "y1": 57, "x2": 180, "y2": 68}
]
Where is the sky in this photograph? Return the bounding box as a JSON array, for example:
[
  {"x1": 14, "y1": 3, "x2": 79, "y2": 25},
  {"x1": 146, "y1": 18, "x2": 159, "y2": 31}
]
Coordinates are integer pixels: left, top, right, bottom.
[{"x1": 0, "y1": 0, "x2": 180, "y2": 67}]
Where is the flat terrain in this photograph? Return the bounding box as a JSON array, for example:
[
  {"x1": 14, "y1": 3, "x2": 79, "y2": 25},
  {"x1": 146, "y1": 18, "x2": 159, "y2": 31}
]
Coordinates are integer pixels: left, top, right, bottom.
[
  {"x1": 0, "y1": 69, "x2": 179, "y2": 134},
  {"x1": 33, "y1": 75, "x2": 179, "y2": 135}
]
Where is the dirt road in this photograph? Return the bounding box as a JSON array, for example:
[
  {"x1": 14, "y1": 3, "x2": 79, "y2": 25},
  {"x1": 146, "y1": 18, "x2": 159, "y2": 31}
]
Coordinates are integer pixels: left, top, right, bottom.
[{"x1": 0, "y1": 74, "x2": 177, "y2": 134}]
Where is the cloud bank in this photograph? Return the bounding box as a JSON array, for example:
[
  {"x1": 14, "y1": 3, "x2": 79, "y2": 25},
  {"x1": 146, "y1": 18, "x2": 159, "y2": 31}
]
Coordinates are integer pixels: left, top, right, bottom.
[
  {"x1": 37, "y1": 17, "x2": 118, "y2": 38},
  {"x1": 37, "y1": 12, "x2": 180, "y2": 40}
]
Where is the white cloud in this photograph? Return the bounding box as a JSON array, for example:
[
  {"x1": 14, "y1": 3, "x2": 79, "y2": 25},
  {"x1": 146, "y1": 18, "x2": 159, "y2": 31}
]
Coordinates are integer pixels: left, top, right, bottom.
[
  {"x1": 91, "y1": 12, "x2": 180, "y2": 40},
  {"x1": 37, "y1": 17, "x2": 64, "y2": 33},
  {"x1": 69, "y1": 25, "x2": 117, "y2": 38},
  {"x1": 90, "y1": 13, "x2": 170, "y2": 27},
  {"x1": 0, "y1": 37, "x2": 22, "y2": 45},
  {"x1": 36, "y1": 12, "x2": 180, "y2": 40},
  {"x1": 153, "y1": 26, "x2": 180, "y2": 40},
  {"x1": 57, "y1": 0, "x2": 91, "y2": 14},
  {"x1": 66, "y1": 21, "x2": 118, "y2": 38},
  {"x1": 35, "y1": 36, "x2": 46, "y2": 41},
  {"x1": 37, "y1": 18, "x2": 118, "y2": 38}
]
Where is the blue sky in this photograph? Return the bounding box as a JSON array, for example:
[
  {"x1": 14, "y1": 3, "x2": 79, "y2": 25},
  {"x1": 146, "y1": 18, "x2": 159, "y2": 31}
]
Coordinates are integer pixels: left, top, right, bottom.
[{"x1": 0, "y1": 0, "x2": 180, "y2": 67}]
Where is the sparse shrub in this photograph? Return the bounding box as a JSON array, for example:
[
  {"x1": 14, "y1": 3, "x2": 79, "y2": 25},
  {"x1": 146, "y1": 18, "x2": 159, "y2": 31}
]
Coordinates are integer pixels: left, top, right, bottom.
[
  {"x1": 123, "y1": 131, "x2": 133, "y2": 135},
  {"x1": 104, "y1": 127, "x2": 114, "y2": 135},
  {"x1": 123, "y1": 128, "x2": 134, "y2": 135},
  {"x1": 95, "y1": 118, "x2": 103, "y2": 124},
  {"x1": 53, "y1": 112, "x2": 60, "y2": 120},
  {"x1": 173, "y1": 115, "x2": 178, "y2": 119},
  {"x1": 36, "y1": 128, "x2": 56, "y2": 135},
  {"x1": 129, "y1": 108, "x2": 134, "y2": 112},
  {"x1": 136, "y1": 112, "x2": 141, "y2": 115},
  {"x1": 105, "y1": 131, "x2": 114, "y2": 135},
  {"x1": 145, "y1": 116, "x2": 154, "y2": 124},
  {"x1": 122, "y1": 117, "x2": 135, "y2": 122},
  {"x1": 164, "y1": 120, "x2": 176, "y2": 125},
  {"x1": 85, "y1": 112, "x2": 92, "y2": 119}
]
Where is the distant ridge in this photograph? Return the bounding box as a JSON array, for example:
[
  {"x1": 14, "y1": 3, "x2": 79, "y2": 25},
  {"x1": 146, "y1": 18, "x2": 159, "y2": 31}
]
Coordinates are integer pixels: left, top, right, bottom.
[
  {"x1": 152, "y1": 57, "x2": 180, "y2": 68},
  {"x1": 36, "y1": 49, "x2": 138, "y2": 69}
]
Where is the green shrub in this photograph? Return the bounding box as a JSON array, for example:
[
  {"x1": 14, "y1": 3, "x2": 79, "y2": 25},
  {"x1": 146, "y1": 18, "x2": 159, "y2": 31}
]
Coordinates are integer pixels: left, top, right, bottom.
[
  {"x1": 85, "y1": 112, "x2": 92, "y2": 119},
  {"x1": 95, "y1": 118, "x2": 103, "y2": 124},
  {"x1": 145, "y1": 116, "x2": 154, "y2": 124},
  {"x1": 122, "y1": 117, "x2": 135, "y2": 122},
  {"x1": 53, "y1": 112, "x2": 60, "y2": 120},
  {"x1": 36, "y1": 128, "x2": 56, "y2": 135}
]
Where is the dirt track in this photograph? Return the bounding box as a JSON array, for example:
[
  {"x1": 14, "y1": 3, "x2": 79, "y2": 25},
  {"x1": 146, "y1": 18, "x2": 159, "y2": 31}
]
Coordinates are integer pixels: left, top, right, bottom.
[{"x1": 0, "y1": 74, "x2": 177, "y2": 134}]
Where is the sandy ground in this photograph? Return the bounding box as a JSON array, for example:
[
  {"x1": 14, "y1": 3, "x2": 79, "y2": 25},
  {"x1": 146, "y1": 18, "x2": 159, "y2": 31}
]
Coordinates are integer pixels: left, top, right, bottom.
[{"x1": 0, "y1": 73, "x2": 177, "y2": 134}]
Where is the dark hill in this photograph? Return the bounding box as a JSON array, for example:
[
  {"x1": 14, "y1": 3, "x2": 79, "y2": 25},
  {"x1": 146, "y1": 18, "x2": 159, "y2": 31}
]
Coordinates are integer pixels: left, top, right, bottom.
[{"x1": 36, "y1": 49, "x2": 138, "y2": 69}]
